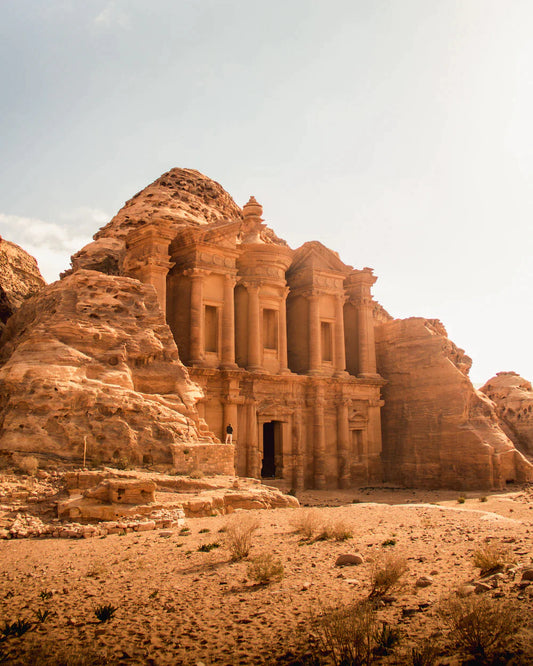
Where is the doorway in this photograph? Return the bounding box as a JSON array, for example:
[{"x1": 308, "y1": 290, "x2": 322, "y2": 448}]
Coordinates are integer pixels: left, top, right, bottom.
[{"x1": 261, "y1": 421, "x2": 281, "y2": 478}]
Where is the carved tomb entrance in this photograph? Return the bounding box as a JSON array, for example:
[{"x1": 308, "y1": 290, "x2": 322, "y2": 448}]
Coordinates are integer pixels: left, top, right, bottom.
[{"x1": 261, "y1": 420, "x2": 282, "y2": 478}]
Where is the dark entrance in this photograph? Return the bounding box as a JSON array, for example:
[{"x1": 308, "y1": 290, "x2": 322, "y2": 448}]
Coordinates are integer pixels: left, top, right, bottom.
[{"x1": 261, "y1": 421, "x2": 279, "y2": 478}]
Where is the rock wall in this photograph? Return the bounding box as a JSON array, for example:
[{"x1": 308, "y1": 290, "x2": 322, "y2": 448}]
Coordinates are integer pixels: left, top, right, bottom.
[
  {"x1": 0, "y1": 269, "x2": 227, "y2": 469},
  {"x1": 480, "y1": 372, "x2": 533, "y2": 456},
  {"x1": 0, "y1": 237, "x2": 45, "y2": 334},
  {"x1": 375, "y1": 318, "x2": 533, "y2": 490}
]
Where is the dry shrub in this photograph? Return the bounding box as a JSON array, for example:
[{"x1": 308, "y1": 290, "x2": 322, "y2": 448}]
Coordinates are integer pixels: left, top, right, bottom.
[
  {"x1": 224, "y1": 514, "x2": 260, "y2": 561},
  {"x1": 314, "y1": 600, "x2": 379, "y2": 666},
  {"x1": 440, "y1": 595, "x2": 522, "y2": 660},
  {"x1": 247, "y1": 552, "x2": 284, "y2": 584},
  {"x1": 472, "y1": 541, "x2": 514, "y2": 576},
  {"x1": 291, "y1": 508, "x2": 321, "y2": 540},
  {"x1": 410, "y1": 643, "x2": 439, "y2": 666},
  {"x1": 369, "y1": 552, "x2": 408, "y2": 598},
  {"x1": 15, "y1": 455, "x2": 38, "y2": 475},
  {"x1": 316, "y1": 518, "x2": 353, "y2": 542}
]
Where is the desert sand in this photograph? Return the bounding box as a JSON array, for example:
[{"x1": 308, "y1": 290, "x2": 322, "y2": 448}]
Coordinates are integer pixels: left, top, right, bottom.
[{"x1": 1, "y1": 481, "x2": 532, "y2": 665}]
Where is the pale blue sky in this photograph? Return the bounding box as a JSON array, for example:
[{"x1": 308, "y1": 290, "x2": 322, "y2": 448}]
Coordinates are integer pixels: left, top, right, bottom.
[{"x1": 1, "y1": 0, "x2": 531, "y2": 384}]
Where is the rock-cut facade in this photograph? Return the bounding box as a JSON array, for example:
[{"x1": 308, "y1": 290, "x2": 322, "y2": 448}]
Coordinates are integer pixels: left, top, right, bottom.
[
  {"x1": 122, "y1": 195, "x2": 384, "y2": 490},
  {"x1": 1, "y1": 168, "x2": 532, "y2": 490}
]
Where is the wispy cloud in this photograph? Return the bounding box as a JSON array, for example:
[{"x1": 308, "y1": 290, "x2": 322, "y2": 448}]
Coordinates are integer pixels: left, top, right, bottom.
[
  {"x1": 94, "y1": 1, "x2": 130, "y2": 30},
  {"x1": 0, "y1": 208, "x2": 109, "y2": 283}
]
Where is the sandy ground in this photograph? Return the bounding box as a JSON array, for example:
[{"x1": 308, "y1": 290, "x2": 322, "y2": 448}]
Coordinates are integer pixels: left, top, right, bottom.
[{"x1": 0, "y1": 484, "x2": 532, "y2": 665}]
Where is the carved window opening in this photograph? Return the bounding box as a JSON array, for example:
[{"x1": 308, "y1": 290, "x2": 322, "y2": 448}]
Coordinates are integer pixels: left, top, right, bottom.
[
  {"x1": 204, "y1": 305, "x2": 219, "y2": 353},
  {"x1": 263, "y1": 308, "x2": 278, "y2": 350},
  {"x1": 321, "y1": 321, "x2": 333, "y2": 362}
]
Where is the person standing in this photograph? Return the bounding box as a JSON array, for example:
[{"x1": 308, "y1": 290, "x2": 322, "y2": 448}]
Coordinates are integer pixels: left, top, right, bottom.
[{"x1": 225, "y1": 423, "x2": 233, "y2": 444}]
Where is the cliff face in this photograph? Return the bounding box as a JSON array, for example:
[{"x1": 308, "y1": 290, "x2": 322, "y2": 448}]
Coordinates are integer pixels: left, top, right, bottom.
[
  {"x1": 480, "y1": 372, "x2": 533, "y2": 456},
  {"x1": 375, "y1": 318, "x2": 533, "y2": 490},
  {"x1": 0, "y1": 270, "x2": 217, "y2": 466},
  {"x1": 66, "y1": 168, "x2": 244, "y2": 276},
  {"x1": 0, "y1": 237, "x2": 45, "y2": 334}
]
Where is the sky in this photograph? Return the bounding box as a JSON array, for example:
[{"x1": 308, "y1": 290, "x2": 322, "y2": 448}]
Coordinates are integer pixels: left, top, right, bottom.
[{"x1": 0, "y1": 0, "x2": 531, "y2": 384}]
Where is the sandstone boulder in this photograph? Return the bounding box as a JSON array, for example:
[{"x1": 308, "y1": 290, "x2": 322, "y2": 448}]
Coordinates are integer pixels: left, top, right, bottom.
[
  {"x1": 375, "y1": 318, "x2": 533, "y2": 490},
  {"x1": 0, "y1": 237, "x2": 45, "y2": 334},
  {"x1": 480, "y1": 372, "x2": 533, "y2": 455},
  {"x1": 0, "y1": 269, "x2": 223, "y2": 467}
]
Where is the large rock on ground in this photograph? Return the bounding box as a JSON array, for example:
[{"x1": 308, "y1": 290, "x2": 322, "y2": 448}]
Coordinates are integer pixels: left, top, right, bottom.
[
  {"x1": 375, "y1": 318, "x2": 533, "y2": 490},
  {"x1": 0, "y1": 269, "x2": 224, "y2": 467},
  {"x1": 0, "y1": 237, "x2": 45, "y2": 334},
  {"x1": 480, "y1": 372, "x2": 533, "y2": 456}
]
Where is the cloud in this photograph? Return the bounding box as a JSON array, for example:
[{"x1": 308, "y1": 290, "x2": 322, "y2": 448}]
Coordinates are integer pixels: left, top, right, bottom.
[
  {"x1": 0, "y1": 208, "x2": 109, "y2": 283},
  {"x1": 94, "y1": 1, "x2": 130, "y2": 30}
]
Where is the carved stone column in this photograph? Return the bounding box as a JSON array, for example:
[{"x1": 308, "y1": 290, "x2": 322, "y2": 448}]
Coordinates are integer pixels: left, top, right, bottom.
[
  {"x1": 246, "y1": 401, "x2": 260, "y2": 478},
  {"x1": 334, "y1": 293, "x2": 347, "y2": 376},
  {"x1": 278, "y1": 287, "x2": 289, "y2": 373},
  {"x1": 223, "y1": 401, "x2": 238, "y2": 442},
  {"x1": 247, "y1": 284, "x2": 262, "y2": 372},
  {"x1": 313, "y1": 387, "x2": 326, "y2": 489},
  {"x1": 357, "y1": 295, "x2": 378, "y2": 377},
  {"x1": 123, "y1": 223, "x2": 175, "y2": 316},
  {"x1": 308, "y1": 292, "x2": 321, "y2": 375},
  {"x1": 189, "y1": 270, "x2": 205, "y2": 365},
  {"x1": 291, "y1": 410, "x2": 305, "y2": 490},
  {"x1": 345, "y1": 269, "x2": 379, "y2": 378},
  {"x1": 337, "y1": 399, "x2": 351, "y2": 488},
  {"x1": 221, "y1": 274, "x2": 237, "y2": 369}
]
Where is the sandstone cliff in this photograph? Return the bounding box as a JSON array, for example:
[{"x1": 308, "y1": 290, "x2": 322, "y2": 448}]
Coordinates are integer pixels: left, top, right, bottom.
[
  {"x1": 375, "y1": 318, "x2": 533, "y2": 490},
  {"x1": 480, "y1": 372, "x2": 533, "y2": 456},
  {"x1": 0, "y1": 237, "x2": 45, "y2": 335},
  {"x1": 0, "y1": 270, "x2": 226, "y2": 467}
]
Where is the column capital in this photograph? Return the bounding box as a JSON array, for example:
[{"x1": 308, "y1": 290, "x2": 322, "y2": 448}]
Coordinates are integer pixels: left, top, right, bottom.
[
  {"x1": 223, "y1": 272, "x2": 238, "y2": 286},
  {"x1": 184, "y1": 267, "x2": 211, "y2": 279}
]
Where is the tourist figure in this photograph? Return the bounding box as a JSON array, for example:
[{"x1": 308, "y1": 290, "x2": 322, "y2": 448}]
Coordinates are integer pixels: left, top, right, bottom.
[{"x1": 225, "y1": 423, "x2": 233, "y2": 444}]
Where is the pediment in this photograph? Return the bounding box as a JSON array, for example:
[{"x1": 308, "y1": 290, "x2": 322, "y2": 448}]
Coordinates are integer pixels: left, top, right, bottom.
[{"x1": 289, "y1": 241, "x2": 351, "y2": 276}]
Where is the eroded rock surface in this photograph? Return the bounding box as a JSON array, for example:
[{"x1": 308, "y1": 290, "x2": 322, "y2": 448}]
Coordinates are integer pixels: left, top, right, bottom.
[
  {"x1": 480, "y1": 372, "x2": 533, "y2": 455},
  {"x1": 0, "y1": 237, "x2": 45, "y2": 334},
  {"x1": 375, "y1": 318, "x2": 533, "y2": 489},
  {"x1": 0, "y1": 269, "x2": 226, "y2": 467},
  {"x1": 66, "y1": 168, "x2": 245, "y2": 276}
]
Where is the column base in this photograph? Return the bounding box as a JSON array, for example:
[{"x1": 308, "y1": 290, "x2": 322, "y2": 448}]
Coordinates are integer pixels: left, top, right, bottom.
[
  {"x1": 307, "y1": 369, "x2": 323, "y2": 377},
  {"x1": 334, "y1": 370, "x2": 350, "y2": 378},
  {"x1": 247, "y1": 365, "x2": 267, "y2": 374},
  {"x1": 220, "y1": 362, "x2": 239, "y2": 370},
  {"x1": 357, "y1": 372, "x2": 383, "y2": 380}
]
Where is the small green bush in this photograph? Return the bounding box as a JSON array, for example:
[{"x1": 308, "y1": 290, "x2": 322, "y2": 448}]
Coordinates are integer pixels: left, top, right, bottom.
[
  {"x1": 34, "y1": 609, "x2": 51, "y2": 624},
  {"x1": 94, "y1": 604, "x2": 118, "y2": 623},
  {"x1": 197, "y1": 542, "x2": 220, "y2": 552}
]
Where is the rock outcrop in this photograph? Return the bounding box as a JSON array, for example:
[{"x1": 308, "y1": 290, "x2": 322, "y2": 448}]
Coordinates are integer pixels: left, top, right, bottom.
[
  {"x1": 480, "y1": 372, "x2": 533, "y2": 456},
  {"x1": 66, "y1": 168, "x2": 286, "y2": 277},
  {"x1": 375, "y1": 318, "x2": 533, "y2": 490},
  {"x1": 0, "y1": 269, "x2": 231, "y2": 469},
  {"x1": 0, "y1": 237, "x2": 45, "y2": 334},
  {"x1": 65, "y1": 168, "x2": 244, "y2": 276}
]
